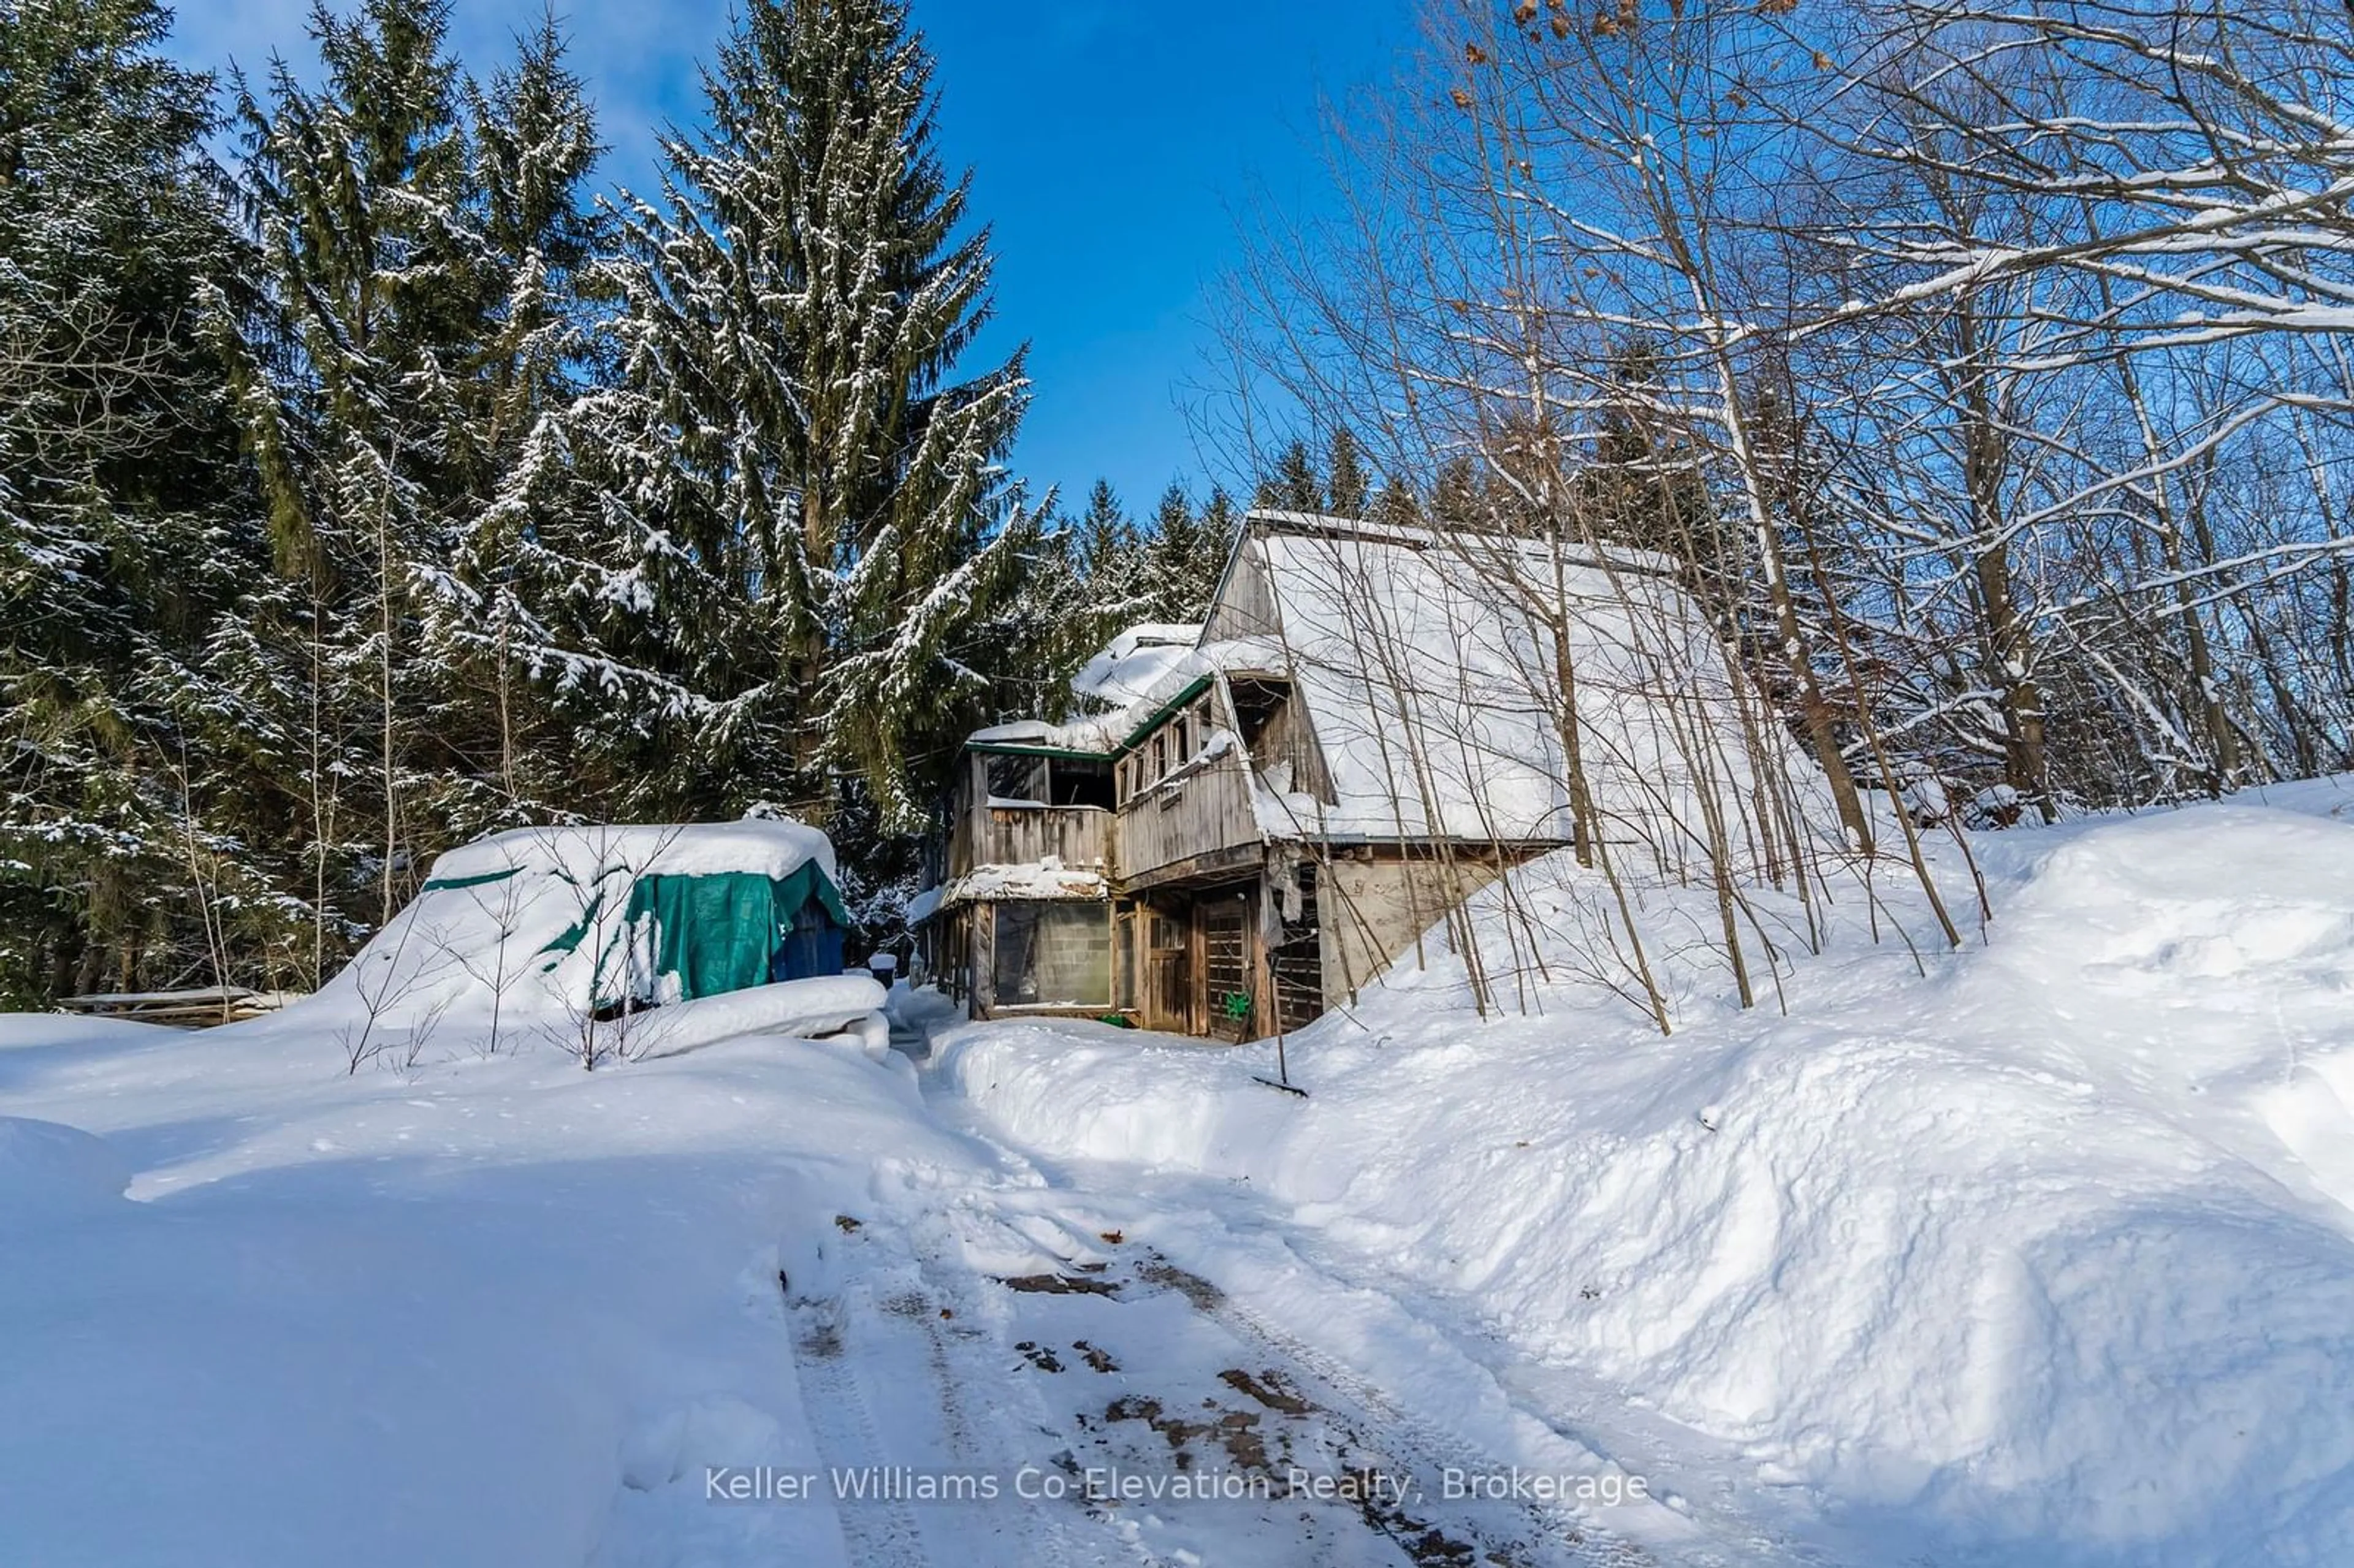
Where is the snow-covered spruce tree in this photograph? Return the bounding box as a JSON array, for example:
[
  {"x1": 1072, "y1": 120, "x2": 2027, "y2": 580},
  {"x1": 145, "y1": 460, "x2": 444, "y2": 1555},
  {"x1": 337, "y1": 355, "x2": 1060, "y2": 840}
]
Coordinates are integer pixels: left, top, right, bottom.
[
  {"x1": 1325, "y1": 427, "x2": 1371, "y2": 518},
  {"x1": 1254, "y1": 438, "x2": 1323, "y2": 512},
  {"x1": 973, "y1": 479, "x2": 1155, "y2": 723},
  {"x1": 1055, "y1": 479, "x2": 1159, "y2": 678},
  {"x1": 1137, "y1": 482, "x2": 1238, "y2": 623},
  {"x1": 1072, "y1": 479, "x2": 1148, "y2": 617},
  {"x1": 406, "y1": 13, "x2": 669, "y2": 838},
  {"x1": 0, "y1": 0, "x2": 261, "y2": 1003},
  {"x1": 200, "y1": 0, "x2": 499, "y2": 961},
  {"x1": 603, "y1": 0, "x2": 1042, "y2": 830}
]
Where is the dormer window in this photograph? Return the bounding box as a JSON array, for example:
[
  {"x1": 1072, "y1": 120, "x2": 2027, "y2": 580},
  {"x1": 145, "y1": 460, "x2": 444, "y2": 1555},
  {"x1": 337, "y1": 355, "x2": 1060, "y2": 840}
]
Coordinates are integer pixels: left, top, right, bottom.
[{"x1": 1228, "y1": 677, "x2": 1292, "y2": 752}]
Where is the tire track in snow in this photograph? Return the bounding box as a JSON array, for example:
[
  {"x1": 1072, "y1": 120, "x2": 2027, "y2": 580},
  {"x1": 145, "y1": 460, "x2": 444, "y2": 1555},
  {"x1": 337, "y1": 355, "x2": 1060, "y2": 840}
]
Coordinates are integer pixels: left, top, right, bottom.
[
  {"x1": 885, "y1": 1155, "x2": 1632, "y2": 1564},
  {"x1": 789, "y1": 1231, "x2": 1155, "y2": 1568},
  {"x1": 906, "y1": 1066, "x2": 1834, "y2": 1566},
  {"x1": 1126, "y1": 1247, "x2": 1653, "y2": 1567},
  {"x1": 920, "y1": 1108, "x2": 1796, "y2": 1566},
  {"x1": 788, "y1": 1290, "x2": 937, "y2": 1568},
  {"x1": 1115, "y1": 1229, "x2": 1845, "y2": 1567}
]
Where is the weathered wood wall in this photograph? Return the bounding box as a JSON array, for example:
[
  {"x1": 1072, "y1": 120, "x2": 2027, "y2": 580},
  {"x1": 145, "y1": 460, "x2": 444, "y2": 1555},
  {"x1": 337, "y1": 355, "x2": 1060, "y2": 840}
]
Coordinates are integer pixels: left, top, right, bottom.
[
  {"x1": 1115, "y1": 758, "x2": 1259, "y2": 883},
  {"x1": 965, "y1": 805, "x2": 1108, "y2": 872}
]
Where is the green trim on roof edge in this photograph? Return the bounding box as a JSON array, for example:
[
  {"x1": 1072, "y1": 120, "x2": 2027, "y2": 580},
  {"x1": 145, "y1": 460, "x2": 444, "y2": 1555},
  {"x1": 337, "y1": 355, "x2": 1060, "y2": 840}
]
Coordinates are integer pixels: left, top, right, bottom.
[
  {"x1": 965, "y1": 672, "x2": 1219, "y2": 765},
  {"x1": 1110, "y1": 674, "x2": 1216, "y2": 756}
]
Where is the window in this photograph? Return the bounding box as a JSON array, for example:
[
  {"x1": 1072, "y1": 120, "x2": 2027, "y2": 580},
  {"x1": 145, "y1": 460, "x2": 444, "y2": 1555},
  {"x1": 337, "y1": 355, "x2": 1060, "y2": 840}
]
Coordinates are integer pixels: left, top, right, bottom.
[
  {"x1": 991, "y1": 902, "x2": 1111, "y2": 1008},
  {"x1": 1049, "y1": 759, "x2": 1113, "y2": 809},
  {"x1": 1228, "y1": 677, "x2": 1293, "y2": 752},
  {"x1": 986, "y1": 753, "x2": 1046, "y2": 802}
]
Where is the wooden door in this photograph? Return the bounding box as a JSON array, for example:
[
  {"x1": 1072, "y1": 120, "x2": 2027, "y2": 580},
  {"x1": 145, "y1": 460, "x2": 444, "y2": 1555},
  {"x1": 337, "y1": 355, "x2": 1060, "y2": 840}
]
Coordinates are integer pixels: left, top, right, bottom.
[
  {"x1": 1146, "y1": 912, "x2": 1190, "y2": 1033},
  {"x1": 1269, "y1": 875, "x2": 1324, "y2": 1033},
  {"x1": 1202, "y1": 904, "x2": 1251, "y2": 1041}
]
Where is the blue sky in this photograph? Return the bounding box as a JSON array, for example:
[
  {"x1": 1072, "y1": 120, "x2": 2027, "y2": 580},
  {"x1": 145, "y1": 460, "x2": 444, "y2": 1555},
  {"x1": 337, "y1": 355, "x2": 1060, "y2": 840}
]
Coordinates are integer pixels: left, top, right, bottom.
[{"x1": 167, "y1": 0, "x2": 1417, "y2": 519}]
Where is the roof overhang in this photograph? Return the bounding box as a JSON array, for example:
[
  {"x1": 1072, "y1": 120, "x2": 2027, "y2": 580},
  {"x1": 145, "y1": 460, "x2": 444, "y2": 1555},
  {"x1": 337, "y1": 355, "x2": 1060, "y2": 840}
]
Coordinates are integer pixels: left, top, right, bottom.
[{"x1": 965, "y1": 740, "x2": 1114, "y2": 761}]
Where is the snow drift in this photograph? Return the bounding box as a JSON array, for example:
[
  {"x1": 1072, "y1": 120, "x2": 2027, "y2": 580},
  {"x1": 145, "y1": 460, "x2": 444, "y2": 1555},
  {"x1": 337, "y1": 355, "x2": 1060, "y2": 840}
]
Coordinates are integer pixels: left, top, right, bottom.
[
  {"x1": 0, "y1": 1014, "x2": 934, "y2": 1568},
  {"x1": 940, "y1": 785, "x2": 2354, "y2": 1565},
  {"x1": 0, "y1": 1115, "x2": 131, "y2": 1224}
]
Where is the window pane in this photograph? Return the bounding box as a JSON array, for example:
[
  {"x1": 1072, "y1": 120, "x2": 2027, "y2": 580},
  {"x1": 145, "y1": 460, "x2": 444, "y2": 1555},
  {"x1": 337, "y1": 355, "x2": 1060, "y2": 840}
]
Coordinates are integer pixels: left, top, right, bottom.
[
  {"x1": 991, "y1": 902, "x2": 1111, "y2": 1007},
  {"x1": 986, "y1": 754, "x2": 1045, "y2": 802}
]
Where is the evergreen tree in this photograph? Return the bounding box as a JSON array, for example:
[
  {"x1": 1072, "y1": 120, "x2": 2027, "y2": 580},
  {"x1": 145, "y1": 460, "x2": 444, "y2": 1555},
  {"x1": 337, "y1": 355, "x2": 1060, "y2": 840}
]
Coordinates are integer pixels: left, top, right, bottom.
[
  {"x1": 604, "y1": 0, "x2": 1042, "y2": 829},
  {"x1": 1196, "y1": 486, "x2": 1243, "y2": 582},
  {"x1": 1326, "y1": 427, "x2": 1370, "y2": 517},
  {"x1": 1369, "y1": 478, "x2": 1420, "y2": 526},
  {"x1": 1575, "y1": 340, "x2": 1720, "y2": 569},
  {"x1": 1432, "y1": 454, "x2": 1483, "y2": 527},
  {"x1": 413, "y1": 14, "x2": 644, "y2": 835},
  {"x1": 970, "y1": 492, "x2": 1089, "y2": 725},
  {"x1": 197, "y1": 0, "x2": 498, "y2": 954},
  {"x1": 1072, "y1": 479, "x2": 1143, "y2": 598},
  {"x1": 1254, "y1": 438, "x2": 1322, "y2": 512},
  {"x1": 1040, "y1": 479, "x2": 1152, "y2": 693},
  {"x1": 0, "y1": 0, "x2": 257, "y2": 1003},
  {"x1": 464, "y1": 12, "x2": 607, "y2": 458},
  {"x1": 1138, "y1": 482, "x2": 1238, "y2": 622}
]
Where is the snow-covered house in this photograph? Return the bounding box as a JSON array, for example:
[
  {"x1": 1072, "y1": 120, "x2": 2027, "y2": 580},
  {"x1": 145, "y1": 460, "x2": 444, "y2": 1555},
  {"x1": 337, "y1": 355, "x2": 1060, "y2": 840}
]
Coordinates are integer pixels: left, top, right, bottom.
[{"x1": 913, "y1": 510, "x2": 1771, "y2": 1038}]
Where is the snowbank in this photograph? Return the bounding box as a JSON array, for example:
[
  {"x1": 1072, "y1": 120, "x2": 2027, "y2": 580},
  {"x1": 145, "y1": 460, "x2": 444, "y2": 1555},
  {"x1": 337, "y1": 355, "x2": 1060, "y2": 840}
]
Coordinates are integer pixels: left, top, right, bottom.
[
  {"x1": 939, "y1": 790, "x2": 2354, "y2": 1565},
  {"x1": 0, "y1": 1003, "x2": 956, "y2": 1568},
  {"x1": 625, "y1": 975, "x2": 888, "y2": 1059},
  {"x1": 0, "y1": 1116, "x2": 131, "y2": 1224}
]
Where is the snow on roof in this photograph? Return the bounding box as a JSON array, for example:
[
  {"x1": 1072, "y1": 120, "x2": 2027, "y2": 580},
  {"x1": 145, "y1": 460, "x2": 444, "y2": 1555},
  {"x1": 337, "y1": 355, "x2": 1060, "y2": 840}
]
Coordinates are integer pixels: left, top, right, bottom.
[
  {"x1": 1070, "y1": 623, "x2": 1204, "y2": 709},
  {"x1": 318, "y1": 819, "x2": 846, "y2": 1030},
  {"x1": 965, "y1": 634, "x2": 1270, "y2": 756},
  {"x1": 957, "y1": 511, "x2": 1823, "y2": 856},
  {"x1": 966, "y1": 712, "x2": 1128, "y2": 756},
  {"x1": 912, "y1": 857, "x2": 1108, "y2": 918},
  {"x1": 1223, "y1": 512, "x2": 1823, "y2": 846},
  {"x1": 1242, "y1": 509, "x2": 1683, "y2": 579},
  {"x1": 425, "y1": 818, "x2": 837, "y2": 887},
  {"x1": 966, "y1": 718, "x2": 1086, "y2": 750}
]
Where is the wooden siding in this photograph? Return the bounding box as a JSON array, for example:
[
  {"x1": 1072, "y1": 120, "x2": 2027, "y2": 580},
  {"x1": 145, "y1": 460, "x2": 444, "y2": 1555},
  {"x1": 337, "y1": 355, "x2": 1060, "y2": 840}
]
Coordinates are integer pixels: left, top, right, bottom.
[
  {"x1": 1114, "y1": 756, "x2": 1260, "y2": 883},
  {"x1": 945, "y1": 751, "x2": 1114, "y2": 878},
  {"x1": 958, "y1": 804, "x2": 1108, "y2": 874},
  {"x1": 1202, "y1": 537, "x2": 1278, "y2": 642},
  {"x1": 1230, "y1": 677, "x2": 1331, "y2": 802}
]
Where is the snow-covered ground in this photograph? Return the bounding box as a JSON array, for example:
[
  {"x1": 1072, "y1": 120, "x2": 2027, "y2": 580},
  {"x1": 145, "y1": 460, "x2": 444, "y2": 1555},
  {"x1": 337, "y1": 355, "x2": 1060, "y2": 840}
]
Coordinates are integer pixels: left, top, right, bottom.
[
  {"x1": 6, "y1": 781, "x2": 2353, "y2": 1566},
  {"x1": 944, "y1": 777, "x2": 2354, "y2": 1566}
]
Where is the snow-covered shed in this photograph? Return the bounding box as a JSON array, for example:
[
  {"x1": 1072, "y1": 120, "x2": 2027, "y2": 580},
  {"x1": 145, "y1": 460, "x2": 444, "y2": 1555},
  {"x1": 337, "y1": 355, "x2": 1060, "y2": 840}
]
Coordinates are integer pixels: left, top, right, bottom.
[{"x1": 327, "y1": 821, "x2": 852, "y2": 1027}]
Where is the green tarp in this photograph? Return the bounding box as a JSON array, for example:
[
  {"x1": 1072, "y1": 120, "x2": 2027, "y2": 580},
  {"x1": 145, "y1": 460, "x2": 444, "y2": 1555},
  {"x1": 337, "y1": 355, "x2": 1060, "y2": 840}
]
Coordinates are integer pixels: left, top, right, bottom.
[
  {"x1": 421, "y1": 854, "x2": 850, "y2": 1005},
  {"x1": 615, "y1": 864, "x2": 850, "y2": 1002},
  {"x1": 421, "y1": 866, "x2": 523, "y2": 893}
]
